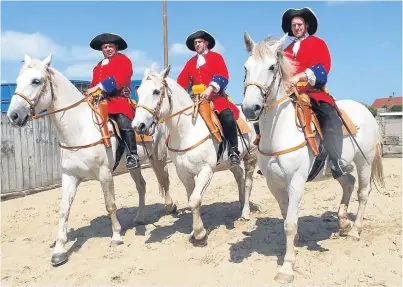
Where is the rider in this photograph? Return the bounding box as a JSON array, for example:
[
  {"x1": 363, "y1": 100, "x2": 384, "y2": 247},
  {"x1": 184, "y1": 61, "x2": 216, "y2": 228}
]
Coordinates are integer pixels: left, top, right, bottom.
[
  {"x1": 177, "y1": 30, "x2": 241, "y2": 166},
  {"x1": 282, "y1": 7, "x2": 353, "y2": 179},
  {"x1": 86, "y1": 32, "x2": 140, "y2": 170}
]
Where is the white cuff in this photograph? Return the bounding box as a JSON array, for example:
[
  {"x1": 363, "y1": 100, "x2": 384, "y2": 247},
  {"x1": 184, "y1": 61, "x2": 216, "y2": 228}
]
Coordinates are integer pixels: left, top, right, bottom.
[
  {"x1": 97, "y1": 83, "x2": 105, "y2": 91},
  {"x1": 305, "y1": 68, "x2": 316, "y2": 86},
  {"x1": 210, "y1": 82, "x2": 220, "y2": 93}
]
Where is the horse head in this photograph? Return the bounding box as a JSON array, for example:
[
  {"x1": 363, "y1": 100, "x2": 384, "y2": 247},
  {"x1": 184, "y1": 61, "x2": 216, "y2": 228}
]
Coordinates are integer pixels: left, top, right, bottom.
[
  {"x1": 132, "y1": 65, "x2": 172, "y2": 134},
  {"x1": 241, "y1": 32, "x2": 294, "y2": 121},
  {"x1": 7, "y1": 54, "x2": 55, "y2": 127}
]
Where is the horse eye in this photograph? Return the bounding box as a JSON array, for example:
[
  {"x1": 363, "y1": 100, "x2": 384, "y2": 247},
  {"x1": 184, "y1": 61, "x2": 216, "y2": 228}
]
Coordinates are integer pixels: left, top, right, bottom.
[
  {"x1": 32, "y1": 79, "x2": 40, "y2": 85},
  {"x1": 269, "y1": 65, "x2": 275, "y2": 71},
  {"x1": 153, "y1": 89, "x2": 160, "y2": 95}
]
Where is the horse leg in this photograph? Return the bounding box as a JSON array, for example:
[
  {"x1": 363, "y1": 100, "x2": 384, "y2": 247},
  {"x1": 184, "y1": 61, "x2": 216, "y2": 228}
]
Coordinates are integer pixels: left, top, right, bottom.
[
  {"x1": 336, "y1": 173, "x2": 356, "y2": 236},
  {"x1": 267, "y1": 180, "x2": 289, "y2": 220},
  {"x1": 347, "y1": 158, "x2": 371, "y2": 241},
  {"x1": 188, "y1": 166, "x2": 213, "y2": 246},
  {"x1": 237, "y1": 152, "x2": 258, "y2": 220},
  {"x1": 230, "y1": 166, "x2": 248, "y2": 220},
  {"x1": 99, "y1": 168, "x2": 123, "y2": 246},
  {"x1": 51, "y1": 173, "x2": 81, "y2": 266},
  {"x1": 274, "y1": 176, "x2": 305, "y2": 284},
  {"x1": 128, "y1": 168, "x2": 147, "y2": 225},
  {"x1": 149, "y1": 156, "x2": 176, "y2": 214}
]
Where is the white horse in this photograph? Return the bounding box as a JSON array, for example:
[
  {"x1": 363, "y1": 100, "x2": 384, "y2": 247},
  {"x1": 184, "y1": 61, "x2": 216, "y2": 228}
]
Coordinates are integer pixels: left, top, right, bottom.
[
  {"x1": 241, "y1": 33, "x2": 385, "y2": 283},
  {"x1": 7, "y1": 54, "x2": 176, "y2": 266},
  {"x1": 132, "y1": 66, "x2": 258, "y2": 246}
]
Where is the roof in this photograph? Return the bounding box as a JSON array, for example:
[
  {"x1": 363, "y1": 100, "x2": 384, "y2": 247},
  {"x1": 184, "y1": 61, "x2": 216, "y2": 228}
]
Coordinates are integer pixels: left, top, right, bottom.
[{"x1": 371, "y1": 96, "x2": 402, "y2": 109}]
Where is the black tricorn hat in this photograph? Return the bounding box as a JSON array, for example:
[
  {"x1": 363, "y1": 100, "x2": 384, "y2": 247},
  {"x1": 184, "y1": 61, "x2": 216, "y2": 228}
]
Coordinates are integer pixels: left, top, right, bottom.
[
  {"x1": 186, "y1": 30, "x2": 215, "y2": 51},
  {"x1": 282, "y1": 7, "x2": 318, "y2": 36},
  {"x1": 90, "y1": 33, "x2": 128, "y2": 51}
]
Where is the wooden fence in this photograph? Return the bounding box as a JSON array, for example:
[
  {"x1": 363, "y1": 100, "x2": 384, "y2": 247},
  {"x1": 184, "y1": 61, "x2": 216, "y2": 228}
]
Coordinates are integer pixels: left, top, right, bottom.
[
  {"x1": 377, "y1": 112, "x2": 402, "y2": 157},
  {"x1": 0, "y1": 114, "x2": 157, "y2": 200},
  {"x1": 1, "y1": 114, "x2": 62, "y2": 196}
]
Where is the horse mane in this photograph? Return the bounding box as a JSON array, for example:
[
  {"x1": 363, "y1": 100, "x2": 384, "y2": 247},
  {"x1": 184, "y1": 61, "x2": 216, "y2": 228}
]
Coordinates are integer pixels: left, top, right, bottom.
[
  {"x1": 251, "y1": 36, "x2": 297, "y2": 81},
  {"x1": 19, "y1": 59, "x2": 83, "y2": 98}
]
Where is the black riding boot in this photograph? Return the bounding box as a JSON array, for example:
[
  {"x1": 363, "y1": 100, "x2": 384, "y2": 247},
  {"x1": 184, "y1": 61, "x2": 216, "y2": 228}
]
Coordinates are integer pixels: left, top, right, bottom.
[
  {"x1": 218, "y1": 108, "x2": 240, "y2": 166},
  {"x1": 311, "y1": 100, "x2": 353, "y2": 179},
  {"x1": 111, "y1": 113, "x2": 140, "y2": 170}
]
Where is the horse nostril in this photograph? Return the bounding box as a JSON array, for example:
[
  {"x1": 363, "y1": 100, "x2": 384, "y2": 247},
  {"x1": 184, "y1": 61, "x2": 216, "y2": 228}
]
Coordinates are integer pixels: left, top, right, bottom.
[
  {"x1": 10, "y1": 112, "x2": 19, "y2": 121},
  {"x1": 139, "y1": 123, "x2": 146, "y2": 131},
  {"x1": 253, "y1": 105, "x2": 262, "y2": 112}
]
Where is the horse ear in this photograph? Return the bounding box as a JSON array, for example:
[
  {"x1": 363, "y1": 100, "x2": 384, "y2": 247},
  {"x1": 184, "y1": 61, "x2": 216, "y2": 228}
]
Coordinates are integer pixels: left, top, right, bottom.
[
  {"x1": 24, "y1": 54, "x2": 31, "y2": 64},
  {"x1": 42, "y1": 54, "x2": 52, "y2": 67},
  {"x1": 144, "y1": 68, "x2": 150, "y2": 76},
  {"x1": 244, "y1": 32, "x2": 255, "y2": 54},
  {"x1": 160, "y1": 65, "x2": 171, "y2": 79},
  {"x1": 271, "y1": 33, "x2": 288, "y2": 54}
]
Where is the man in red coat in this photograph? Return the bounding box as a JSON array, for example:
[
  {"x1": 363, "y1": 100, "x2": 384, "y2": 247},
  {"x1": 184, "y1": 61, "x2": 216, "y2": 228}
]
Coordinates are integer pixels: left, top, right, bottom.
[
  {"x1": 177, "y1": 30, "x2": 241, "y2": 166},
  {"x1": 282, "y1": 7, "x2": 353, "y2": 178},
  {"x1": 86, "y1": 33, "x2": 139, "y2": 169}
]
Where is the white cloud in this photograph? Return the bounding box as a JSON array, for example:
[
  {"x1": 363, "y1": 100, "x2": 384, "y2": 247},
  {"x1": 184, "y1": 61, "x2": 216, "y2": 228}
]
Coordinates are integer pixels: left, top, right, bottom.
[
  {"x1": 64, "y1": 63, "x2": 94, "y2": 79},
  {"x1": 2, "y1": 31, "x2": 109, "y2": 63},
  {"x1": 169, "y1": 43, "x2": 193, "y2": 56},
  {"x1": 2, "y1": 30, "x2": 161, "y2": 80},
  {"x1": 169, "y1": 40, "x2": 225, "y2": 56},
  {"x1": 2, "y1": 31, "x2": 67, "y2": 61}
]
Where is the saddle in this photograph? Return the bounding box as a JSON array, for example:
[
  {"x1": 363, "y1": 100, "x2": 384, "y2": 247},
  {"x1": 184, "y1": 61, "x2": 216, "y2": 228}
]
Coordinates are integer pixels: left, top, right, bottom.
[
  {"x1": 191, "y1": 84, "x2": 250, "y2": 144},
  {"x1": 293, "y1": 91, "x2": 358, "y2": 157},
  {"x1": 89, "y1": 93, "x2": 153, "y2": 148}
]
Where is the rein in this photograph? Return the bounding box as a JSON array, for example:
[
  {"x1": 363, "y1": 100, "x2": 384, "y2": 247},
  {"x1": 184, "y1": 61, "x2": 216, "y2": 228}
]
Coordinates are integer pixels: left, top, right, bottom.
[
  {"x1": 136, "y1": 76, "x2": 212, "y2": 153},
  {"x1": 13, "y1": 70, "x2": 112, "y2": 150},
  {"x1": 243, "y1": 60, "x2": 307, "y2": 157}
]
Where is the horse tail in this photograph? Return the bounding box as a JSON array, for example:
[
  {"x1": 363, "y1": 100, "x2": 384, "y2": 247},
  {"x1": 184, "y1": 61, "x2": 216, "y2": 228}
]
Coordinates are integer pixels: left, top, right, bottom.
[{"x1": 371, "y1": 126, "x2": 385, "y2": 189}]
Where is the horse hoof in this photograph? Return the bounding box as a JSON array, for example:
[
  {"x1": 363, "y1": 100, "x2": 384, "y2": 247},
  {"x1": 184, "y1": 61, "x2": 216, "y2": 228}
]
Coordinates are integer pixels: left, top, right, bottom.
[
  {"x1": 189, "y1": 233, "x2": 208, "y2": 247},
  {"x1": 274, "y1": 272, "x2": 295, "y2": 284},
  {"x1": 110, "y1": 240, "x2": 124, "y2": 247},
  {"x1": 51, "y1": 253, "x2": 68, "y2": 266},
  {"x1": 167, "y1": 204, "x2": 178, "y2": 214}
]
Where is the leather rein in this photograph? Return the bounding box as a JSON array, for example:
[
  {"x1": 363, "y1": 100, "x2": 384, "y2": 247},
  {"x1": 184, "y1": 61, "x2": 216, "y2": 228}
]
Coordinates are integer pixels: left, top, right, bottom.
[
  {"x1": 13, "y1": 70, "x2": 111, "y2": 150},
  {"x1": 243, "y1": 61, "x2": 306, "y2": 157},
  {"x1": 136, "y1": 76, "x2": 212, "y2": 153}
]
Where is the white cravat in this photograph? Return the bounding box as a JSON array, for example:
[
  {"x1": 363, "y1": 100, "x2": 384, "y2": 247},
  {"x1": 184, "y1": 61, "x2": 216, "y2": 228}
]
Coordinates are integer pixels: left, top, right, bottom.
[
  {"x1": 196, "y1": 49, "x2": 209, "y2": 68},
  {"x1": 101, "y1": 58, "x2": 110, "y2": 66},
  {"x1": 292, "y1": 34, "x2": 307, "y2": 58}
]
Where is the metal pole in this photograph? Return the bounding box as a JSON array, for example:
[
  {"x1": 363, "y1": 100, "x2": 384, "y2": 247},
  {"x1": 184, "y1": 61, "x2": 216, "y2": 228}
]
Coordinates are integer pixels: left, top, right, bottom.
[{"x1": 162, "y1": 0, "x2": 168, "y2": 68}]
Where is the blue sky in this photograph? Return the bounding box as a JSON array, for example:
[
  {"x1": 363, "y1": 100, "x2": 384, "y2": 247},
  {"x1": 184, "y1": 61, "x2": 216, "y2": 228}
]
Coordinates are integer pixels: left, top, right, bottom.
[{"x1": 1, "y1": 1, "x2": 402, "y2": 106}]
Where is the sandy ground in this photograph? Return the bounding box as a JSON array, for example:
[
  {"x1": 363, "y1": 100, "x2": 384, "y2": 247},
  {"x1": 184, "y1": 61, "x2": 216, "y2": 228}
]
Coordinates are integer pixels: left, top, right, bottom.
[{"x1": 1, "y1": 158, "x2": 401, "y2": 286}]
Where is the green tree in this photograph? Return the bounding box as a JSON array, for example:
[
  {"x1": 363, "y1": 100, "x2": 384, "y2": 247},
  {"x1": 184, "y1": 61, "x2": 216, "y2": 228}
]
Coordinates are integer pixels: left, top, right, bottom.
[
  {"x1": 390, "y1": 105, "x2": 402, "y2": 112},
  {"x1": 367, "y1": 106, "x2": 377, "y2": 117}
]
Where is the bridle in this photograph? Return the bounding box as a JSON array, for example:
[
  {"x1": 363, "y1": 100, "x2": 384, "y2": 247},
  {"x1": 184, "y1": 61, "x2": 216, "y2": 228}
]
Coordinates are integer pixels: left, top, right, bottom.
[
  {"x1": 13, "y1": 68, "x2": 110, "y2": 150},
  {"x1": 136, "y1": 75, "x2": 173, "y2": 126},
  {"x1": 13, "y1": 69, "x2": 93, "y2": 120},
  {"x1": 242, "y1": 58, "x2": 307, "y2": 157},
  {"x1": 242, "y1": 60, "x2": 292, "y2": 121},
  {"x1": 136, "y1": 75, "x2": 196, "y2": 129},
  {"x1": 136, "y1": 75, "x2": 214, "y2": 153}
]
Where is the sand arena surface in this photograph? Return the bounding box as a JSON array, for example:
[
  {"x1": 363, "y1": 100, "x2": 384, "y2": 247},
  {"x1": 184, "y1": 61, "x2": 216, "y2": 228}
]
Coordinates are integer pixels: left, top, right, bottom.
[{"x1": 1, "y1": 158, "x2": 401, "y2": 286}]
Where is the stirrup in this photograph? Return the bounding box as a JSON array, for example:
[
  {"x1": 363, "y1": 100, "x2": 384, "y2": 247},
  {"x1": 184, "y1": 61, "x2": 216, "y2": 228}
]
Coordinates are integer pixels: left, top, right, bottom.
[
  {"x1": 229, "y1": 149, "x2": 241, "y2": 166},
  {"x1": 126, "y1": 154, "x2": 140, "y2": 170}
]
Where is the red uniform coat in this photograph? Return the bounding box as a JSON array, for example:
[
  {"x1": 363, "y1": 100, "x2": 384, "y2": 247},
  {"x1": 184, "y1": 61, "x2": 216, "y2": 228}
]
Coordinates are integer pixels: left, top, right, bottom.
[
  {"x1": 90, "y1": 53, "x2": 134, "y2": 120},
  {"x1": 283, "y1": 35, "x2": 335, "y2": 106},
  {"x1": 177, "y1": 50, "x2": 240, "y2": 119}
]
